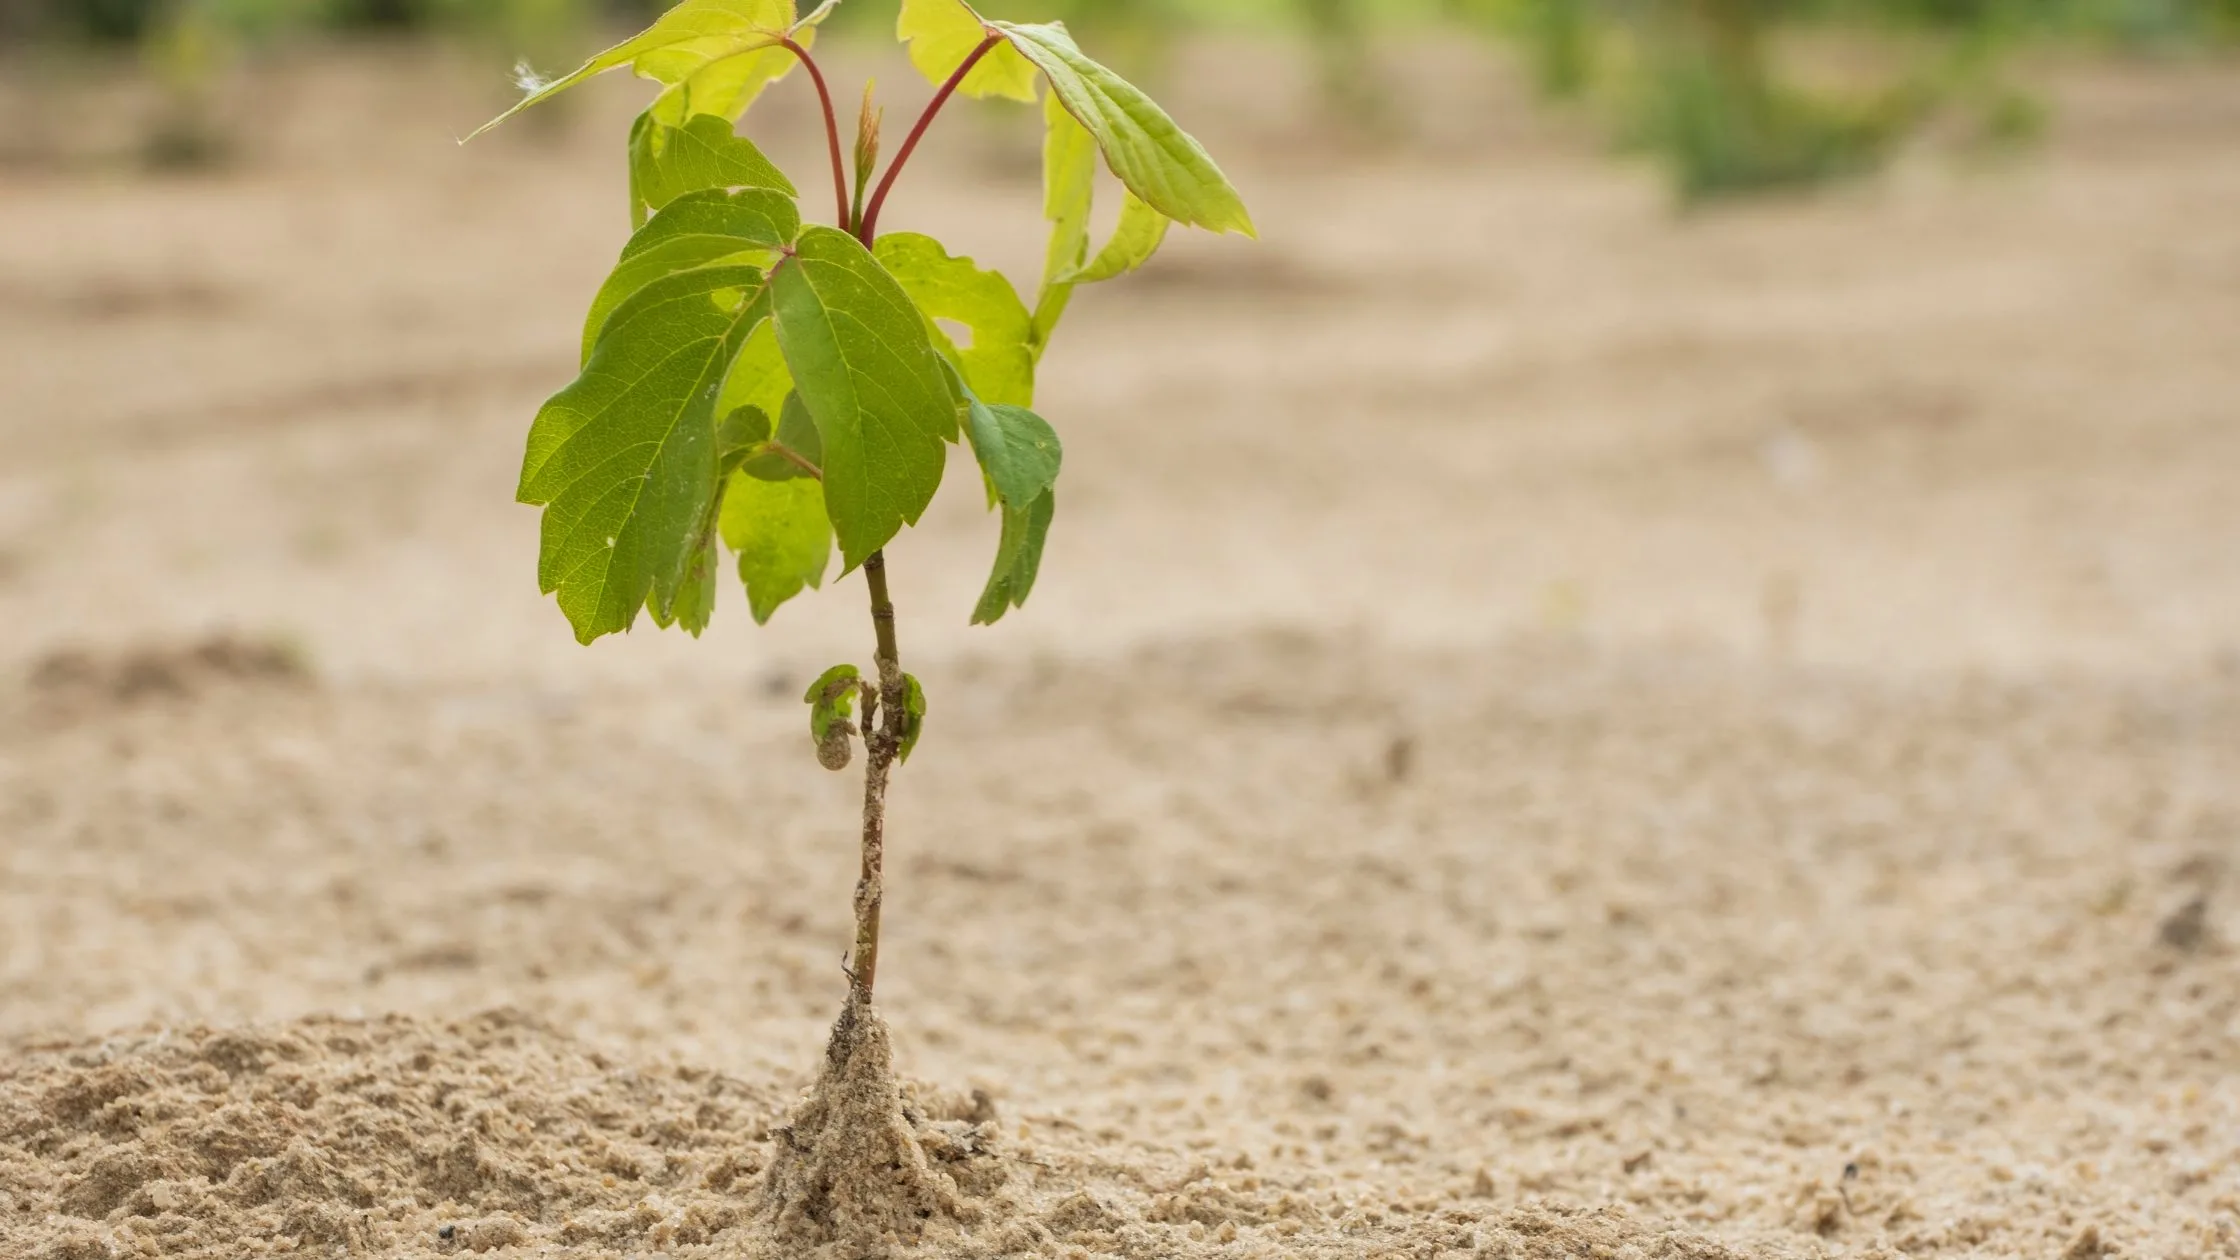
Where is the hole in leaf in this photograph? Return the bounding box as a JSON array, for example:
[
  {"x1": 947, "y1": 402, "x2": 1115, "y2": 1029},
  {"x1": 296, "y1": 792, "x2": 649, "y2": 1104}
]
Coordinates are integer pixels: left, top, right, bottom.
[{"x1": 935, "y1": 318, "x2": 975, "y2": 349}]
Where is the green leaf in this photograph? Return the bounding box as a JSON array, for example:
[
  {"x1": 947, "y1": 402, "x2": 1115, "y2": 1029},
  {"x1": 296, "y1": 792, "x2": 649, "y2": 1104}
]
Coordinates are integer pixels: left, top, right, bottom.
[
  {"x1": 718, "y1": 403, "x2": 772, "y2": 457},
  {"x1": 971, "y1": 488, "x2": 1056, "y2": 626},
  {"x1": 519, "y1": 266, "x2": 772, "y2": 644},
  {"x1": 585, "y1": 187, "x2": 799, "y2": 361},
  {"x1": 965, "y1": 399, "x2": 1061, "y2": 510},
  {"x1": 804, "y1": 663, "x2": 860, "y2": 742},
  {"x1": 1062, "y1": 190, "x2": 1169, "y2": 284},
  {"x1": 661, "y1": 535, "x2": 722, "y2": 633},
  {"x1": 771, "y1": 225, "x2": 954, "y2": 571},
  {"x1": 717, "y1": 317, "x2": 793, "y2": 437},
  {"x1": 628, "y1": 113, "x2": 797, "y2": 230},
  {"x1": 1032, "y1": 90, "x2": 1096, "y2": 351},
  {"x1": 872, "y1": 232, "x2": 1036, "y2": 408},
  {"x1": 897, "y1": 673, "x2": 927, "y2": 764},
  {"x1": 898, "y1": 0, "x2": 1038, "y2": 103},
  {"x1": 720, "y1": 470, "x2": 831, "y2": 623},
  {"x1": 468, "y1": 0, "x2": 809, "y2": 140},
  {"x1": 991, "y1": 21, "x2": 1255, "y2": 237},
  {"x1": 741, "y1": 390, "x2": 824, "y2": 481},
  {"x1": 657, "y1": 412, "x2": 762, "y2": 636}
]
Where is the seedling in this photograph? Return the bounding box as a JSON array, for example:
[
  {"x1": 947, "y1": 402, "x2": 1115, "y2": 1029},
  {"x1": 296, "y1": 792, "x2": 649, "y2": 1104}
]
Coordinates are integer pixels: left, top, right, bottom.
[{"x1": 468, "y1": 0, "x2": 1249, "y2": 1241}]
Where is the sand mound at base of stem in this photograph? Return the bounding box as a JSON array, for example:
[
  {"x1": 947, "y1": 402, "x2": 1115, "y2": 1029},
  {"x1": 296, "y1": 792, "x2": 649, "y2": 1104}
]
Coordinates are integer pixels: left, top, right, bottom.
[
  {"x1": 0, "y1": 1011, "x2": 1787, "y2": 1259},
  {"x1": 757, "y1": 995, "x2": 990, "y2": 1252}
]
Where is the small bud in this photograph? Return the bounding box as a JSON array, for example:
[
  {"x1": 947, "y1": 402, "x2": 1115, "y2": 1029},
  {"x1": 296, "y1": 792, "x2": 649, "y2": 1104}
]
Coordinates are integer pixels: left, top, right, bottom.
[
  {"x1": 817, "y1": 726, "x2": 854, "y2": 772},
  {"x1": 853, "y1": 81, "x2": 884, "y2": 198}
]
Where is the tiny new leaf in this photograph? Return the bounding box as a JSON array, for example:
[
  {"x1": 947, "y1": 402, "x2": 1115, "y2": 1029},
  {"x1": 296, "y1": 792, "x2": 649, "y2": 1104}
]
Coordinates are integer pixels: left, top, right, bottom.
[
  {"x1": 771, "y1": 226, "x2": 955, "y2": 571},
  {"x1": 990, "y1": 21, "x2": 1254, "y2": 238},
  {"x1": 518, "y1": 266, "x2": 772, "y2": 644},
  {"x1": 898, "y1": 673, "x2": 928, "y2": 763},
  {"x1": 805, "y1": 663, "x2": 860, "y2": 770},
  {"x1": 852, "y1": 83, "x2": 883, "y2": 226},
  {"x1": 629, "y1": 112, "x2": 796, "y2": 229},
  {"x1": 873, "y1": 232, "x2": 1036, "y2": 408},
  {"x1": 584, "y1": 187, "x2": 800, "y2": 361},
  {"x1": 898, "y1": 0, "x2": 1038, "y2": 103}
]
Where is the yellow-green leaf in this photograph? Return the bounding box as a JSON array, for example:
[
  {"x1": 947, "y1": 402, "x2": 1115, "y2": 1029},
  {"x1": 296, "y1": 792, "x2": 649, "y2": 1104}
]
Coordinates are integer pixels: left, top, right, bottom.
[
  {"x1": 718, "y1": 317, "x2": 793, "y2": 439},
  {"x1": 992, "y1": 20, "x2": 1254, "y2": 237},
  {"x1": 720, "y1": 470, "x2": 830, "y2": 623},
  {"x1": 873, "y1": 232, "x2": 1036, "y2": 408},
  {"x1": 1033, "y1": 90, "x2": 1095, "y2": 352},
  {"x1": 1061, "y1": 190, "x2": 1168, "y2": 284},
  {"x1": 468, "y1": 0, "x2": 804, "y2": 140},
  {"x1": 898, "y1": 0, "x2": 1038, "y2": 103}
]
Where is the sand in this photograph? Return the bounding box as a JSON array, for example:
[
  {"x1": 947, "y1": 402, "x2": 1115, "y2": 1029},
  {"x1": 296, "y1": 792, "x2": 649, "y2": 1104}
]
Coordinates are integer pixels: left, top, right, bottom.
[{"x1": 2, "y1": 35, "x2": 2238, "y2": 1260}]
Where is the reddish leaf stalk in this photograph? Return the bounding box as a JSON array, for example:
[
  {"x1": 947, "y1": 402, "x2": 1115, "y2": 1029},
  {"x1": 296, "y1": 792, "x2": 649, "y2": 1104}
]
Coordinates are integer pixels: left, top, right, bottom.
[
  {"x1": 857, "y1": 34, "x2": 1002, "y2": 241},
  {"x1": 781, "y1": 37, "x2": 853, "y2": 232}
]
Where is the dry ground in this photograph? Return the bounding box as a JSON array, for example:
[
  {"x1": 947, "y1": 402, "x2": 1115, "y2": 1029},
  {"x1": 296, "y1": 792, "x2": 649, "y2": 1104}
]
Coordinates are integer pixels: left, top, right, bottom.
[{"x1": 2, "y1": 35, "x2": 2237, "y2": 1260}]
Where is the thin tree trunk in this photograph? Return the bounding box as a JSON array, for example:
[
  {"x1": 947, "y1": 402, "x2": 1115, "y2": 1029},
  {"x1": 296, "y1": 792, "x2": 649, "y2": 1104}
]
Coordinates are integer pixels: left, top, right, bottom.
[{"x1": 849, "y1": 549, "x2": 906, "y2": 1008}]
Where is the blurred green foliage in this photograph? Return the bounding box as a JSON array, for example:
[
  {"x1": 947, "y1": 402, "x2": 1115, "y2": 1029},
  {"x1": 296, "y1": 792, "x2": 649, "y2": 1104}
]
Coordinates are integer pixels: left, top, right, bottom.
[
  {"x1": 8, "y1": 0, "x2": 2231, "y2": 46},
  {"x1": 2, "y1": 0, "x2": 2228, "y2": 189},
  {"x1": 1436, "y1": 0, "x2": 2233, "y2": 200}
]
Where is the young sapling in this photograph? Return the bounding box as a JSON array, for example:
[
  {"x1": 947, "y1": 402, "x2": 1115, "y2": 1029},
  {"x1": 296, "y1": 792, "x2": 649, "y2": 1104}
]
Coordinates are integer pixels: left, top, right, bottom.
[{"x1": 467, "y1": 0, "x2": 1251, "y2": 1243}]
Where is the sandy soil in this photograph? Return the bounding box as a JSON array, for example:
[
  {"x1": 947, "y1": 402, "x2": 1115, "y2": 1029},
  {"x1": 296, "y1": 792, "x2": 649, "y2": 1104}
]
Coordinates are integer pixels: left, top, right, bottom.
[{"x1": 2, "y1": 36, "x2": 2238, "y2": 1260}]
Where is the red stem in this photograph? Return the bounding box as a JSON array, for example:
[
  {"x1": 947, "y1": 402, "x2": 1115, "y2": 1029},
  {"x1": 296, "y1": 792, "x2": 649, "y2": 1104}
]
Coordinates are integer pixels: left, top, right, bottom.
[
  {"x1": 857, "y1": 34, "x2": 1001, "y2": 242},
  {"x1": 781, "y1": 37, "x2": 852, "y2": 232}
]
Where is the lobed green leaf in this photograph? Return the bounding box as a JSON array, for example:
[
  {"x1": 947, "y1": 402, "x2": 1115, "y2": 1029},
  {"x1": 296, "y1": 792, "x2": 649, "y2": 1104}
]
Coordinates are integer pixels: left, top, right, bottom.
[
  {"x1": 897, "y1": 0, "x2": 1038, "y2": 103},
  {"x1": 771, "y1": 226, "x2": 955, "y2": 571},
  {"x1": 584, "y1": 187, "x2": 799, "y2": 362},
  {"x1": 519, "y1": 265, "x2": 772, "y2": 644},
  {"x1": 872, "y1": 232, "x2": 1036, "y2": 408},
  {"x1": 628, "y1": 113, "x2": 796, "y2": 230},
  {"x1": 991, "y1": 21, "x2": 1254, "y2": 238}
]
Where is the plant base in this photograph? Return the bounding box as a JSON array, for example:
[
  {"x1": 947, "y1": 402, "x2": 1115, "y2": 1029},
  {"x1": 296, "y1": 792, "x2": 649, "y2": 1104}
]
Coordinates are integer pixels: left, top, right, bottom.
[{"x1": 757, "y1": 994, "x2": 969, "y2": 1251}]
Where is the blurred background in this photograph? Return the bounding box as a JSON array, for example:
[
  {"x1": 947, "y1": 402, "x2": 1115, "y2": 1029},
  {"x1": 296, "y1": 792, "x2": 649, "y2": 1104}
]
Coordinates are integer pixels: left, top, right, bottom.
[
  {"x1": 3, "y1": 4, "x2": 2239, "y2": 1255},
  {"x1": 3, "y1": 1, "x2": 2238, "y2": 177},
  {"x1": 2, "y1": 0, "x2": 2235, "y2": 675}
]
